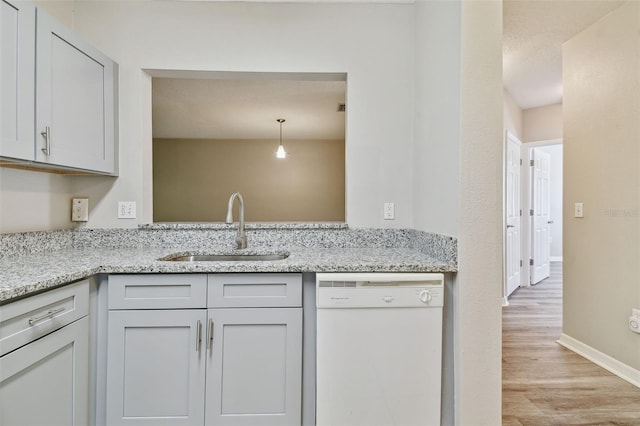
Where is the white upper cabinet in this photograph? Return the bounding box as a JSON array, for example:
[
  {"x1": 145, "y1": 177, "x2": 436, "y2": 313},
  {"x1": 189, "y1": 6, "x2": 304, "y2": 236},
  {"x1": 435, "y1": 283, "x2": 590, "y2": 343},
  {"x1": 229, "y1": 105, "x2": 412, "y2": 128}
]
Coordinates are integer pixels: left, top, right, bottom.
[
  {"x1": 0, "y1": 1, "x2": 118, "y2": 175},
  {"x1": 0, "y1": 0, "x2": 35, "y2": 160}
]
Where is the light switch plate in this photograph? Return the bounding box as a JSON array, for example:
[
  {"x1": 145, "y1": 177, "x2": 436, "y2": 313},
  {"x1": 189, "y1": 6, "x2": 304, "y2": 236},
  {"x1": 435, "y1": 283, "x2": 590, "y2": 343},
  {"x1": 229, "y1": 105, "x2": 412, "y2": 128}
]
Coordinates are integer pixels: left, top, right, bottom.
[
  {"x1": 72, "y1": 198, "x2": 89, "y2": 222},
  {"x1": 574, "y1": 202, "x2": 584, "y2": 218}
]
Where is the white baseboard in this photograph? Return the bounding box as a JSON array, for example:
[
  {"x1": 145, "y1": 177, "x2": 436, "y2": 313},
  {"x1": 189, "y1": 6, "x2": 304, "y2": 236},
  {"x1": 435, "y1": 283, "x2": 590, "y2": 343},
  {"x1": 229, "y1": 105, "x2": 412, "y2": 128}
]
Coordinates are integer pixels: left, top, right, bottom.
[
  {"x1": 550, "y1": 256, "x2": 563, "y2": 262},
  {"x1": 502, "y1": 296, "x2": 509, "y2": 307},
  {"x1": 557, "y1": 333, "x2": 640, "y2": 388}
]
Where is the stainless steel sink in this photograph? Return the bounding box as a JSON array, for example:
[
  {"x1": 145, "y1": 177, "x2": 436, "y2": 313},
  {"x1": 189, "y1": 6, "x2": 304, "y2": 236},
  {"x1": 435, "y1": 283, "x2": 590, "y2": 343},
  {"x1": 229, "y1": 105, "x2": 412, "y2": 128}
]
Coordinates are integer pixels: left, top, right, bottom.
[{"x1": 161, "y1": 253, "x2": 289, "y2": 262}]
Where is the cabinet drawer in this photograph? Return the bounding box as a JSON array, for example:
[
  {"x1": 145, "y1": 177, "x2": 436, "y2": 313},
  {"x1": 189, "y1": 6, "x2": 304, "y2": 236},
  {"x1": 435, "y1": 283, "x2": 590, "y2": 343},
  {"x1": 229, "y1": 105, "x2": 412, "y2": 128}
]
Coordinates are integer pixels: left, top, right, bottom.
[
  {"x1": 208, "y1": 274, "x2": 302, "y2": 308},
  {"x1": 108, "y1": 274, "x2": 207, "y2": 310},
  {"x1": 0, "y1": 279, "x2": 89, "y2": 356}
]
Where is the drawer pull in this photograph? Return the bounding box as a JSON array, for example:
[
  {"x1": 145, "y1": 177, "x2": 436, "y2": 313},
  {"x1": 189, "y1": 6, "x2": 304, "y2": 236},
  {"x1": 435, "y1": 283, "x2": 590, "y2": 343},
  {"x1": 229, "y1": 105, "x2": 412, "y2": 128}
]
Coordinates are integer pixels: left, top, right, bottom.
[
  {"x1": 28, "y1": 307, "x2": 65, "y2": 325},
  {"x1": 207, "y1": 319, "x2": 214, "y2": 350},
  {"x1": 196, "y1": 320, "x2": 202, "y2": 352}
]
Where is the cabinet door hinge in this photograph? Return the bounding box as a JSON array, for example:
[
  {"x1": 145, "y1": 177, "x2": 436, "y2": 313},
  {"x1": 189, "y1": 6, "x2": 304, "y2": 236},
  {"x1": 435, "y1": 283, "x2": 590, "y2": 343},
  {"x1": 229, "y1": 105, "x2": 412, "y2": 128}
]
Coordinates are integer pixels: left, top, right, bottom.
[
  {"x1": 520, "y1": 209, "x2": 522, "y2": 216},
  {"x1": 520, "y1": 260, "x2": 523, "y2": 267},
  {"x1": 529, "y1": 259, "x2": 534, "y2": 266},
  {"x1": 519, "y1": 159, "x2": 523, "y2": 166},
  {"x1": 529, "y1": 209, "x2": 534, "y2": 216},
  {"x1": 530, "y1": 159, "x2": 535, "y2": 167}
]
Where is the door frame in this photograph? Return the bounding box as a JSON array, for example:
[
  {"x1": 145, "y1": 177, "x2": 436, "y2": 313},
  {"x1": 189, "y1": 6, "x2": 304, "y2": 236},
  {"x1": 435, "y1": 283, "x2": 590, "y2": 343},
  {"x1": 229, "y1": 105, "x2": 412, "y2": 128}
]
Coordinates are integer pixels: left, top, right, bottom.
[{"x1": 521, "y1": 138, "x2": 562, "y2": 287}]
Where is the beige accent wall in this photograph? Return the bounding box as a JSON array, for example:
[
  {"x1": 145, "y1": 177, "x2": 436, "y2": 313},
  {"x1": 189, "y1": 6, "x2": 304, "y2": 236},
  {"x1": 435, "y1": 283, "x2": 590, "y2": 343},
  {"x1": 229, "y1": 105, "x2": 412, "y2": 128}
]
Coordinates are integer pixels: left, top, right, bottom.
[
  {"x1": 153, "y1": 138, "x2": 345, "y2": 222},
  {"x1": 563, "y1": 1, "x2": 640, "y2": 370},
  {"x1": 503, "y1": 88, "x2": 523, "y2": 140},
  {"x1": 522, "y1": 102, "x2": 562, "y2": 142}
]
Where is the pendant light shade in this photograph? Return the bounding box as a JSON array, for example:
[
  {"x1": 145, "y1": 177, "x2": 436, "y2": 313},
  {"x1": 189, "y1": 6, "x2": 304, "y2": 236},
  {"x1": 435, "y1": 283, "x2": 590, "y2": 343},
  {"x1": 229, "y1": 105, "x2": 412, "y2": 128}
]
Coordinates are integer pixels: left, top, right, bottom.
[{"x1": 276, "y1": 118, "x2": 287, "y2": 159}]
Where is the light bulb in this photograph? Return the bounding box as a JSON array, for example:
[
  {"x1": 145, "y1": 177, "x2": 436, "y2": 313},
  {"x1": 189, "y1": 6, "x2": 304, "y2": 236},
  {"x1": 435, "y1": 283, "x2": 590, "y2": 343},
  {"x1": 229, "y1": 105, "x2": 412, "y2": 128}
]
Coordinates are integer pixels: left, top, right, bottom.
[{"x1": 276, "y1": 144, "x2": 287, "y2": 159}]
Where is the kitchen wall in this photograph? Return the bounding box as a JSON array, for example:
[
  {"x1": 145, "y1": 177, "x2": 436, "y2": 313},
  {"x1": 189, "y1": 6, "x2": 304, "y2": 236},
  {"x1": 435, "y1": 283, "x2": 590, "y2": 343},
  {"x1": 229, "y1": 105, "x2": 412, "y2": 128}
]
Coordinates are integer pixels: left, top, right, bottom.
[
  {"x1": 523, "y1": 102, "x2": 562, "y2": 142},
  {"x1": 153, "y1": 138, "x2": 345, "y2": 222},
  {"x1": 563, "y1": 0, "x2": 640, "y2": 370},
  {"x1": 0, "y1": 168, "x2": 72, "y2": 233},
  {"x1": 0, "y1": 1, "x2": 505, "y2": 422},
  {"x1": 61, "y1": 1, "x2": 414, "y2": 229}
]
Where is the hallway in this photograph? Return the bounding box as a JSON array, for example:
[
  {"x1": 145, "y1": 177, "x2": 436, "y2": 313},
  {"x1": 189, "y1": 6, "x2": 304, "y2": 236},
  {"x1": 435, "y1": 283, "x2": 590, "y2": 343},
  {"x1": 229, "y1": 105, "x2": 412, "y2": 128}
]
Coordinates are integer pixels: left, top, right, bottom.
[{"x1": 502, "y1": 262, "x2": 640, "y2": 425}]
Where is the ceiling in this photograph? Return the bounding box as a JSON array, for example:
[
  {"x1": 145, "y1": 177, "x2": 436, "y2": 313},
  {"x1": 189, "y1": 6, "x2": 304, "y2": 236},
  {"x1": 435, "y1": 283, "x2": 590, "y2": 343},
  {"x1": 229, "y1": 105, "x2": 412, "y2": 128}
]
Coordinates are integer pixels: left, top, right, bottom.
[
  {"x1": 152, "y1": 78, "x2": 346, "y2": 140},
  {"x1": 503, "y1": 0, "x2": 624, "y2": 110}
]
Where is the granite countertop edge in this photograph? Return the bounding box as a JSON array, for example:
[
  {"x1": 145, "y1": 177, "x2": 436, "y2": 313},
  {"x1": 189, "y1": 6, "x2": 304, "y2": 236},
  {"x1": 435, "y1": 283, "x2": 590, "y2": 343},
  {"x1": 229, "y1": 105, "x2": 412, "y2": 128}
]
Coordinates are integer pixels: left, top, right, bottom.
[{"x1": 0, "y1": 247, "x2": 456, "y2": 304}]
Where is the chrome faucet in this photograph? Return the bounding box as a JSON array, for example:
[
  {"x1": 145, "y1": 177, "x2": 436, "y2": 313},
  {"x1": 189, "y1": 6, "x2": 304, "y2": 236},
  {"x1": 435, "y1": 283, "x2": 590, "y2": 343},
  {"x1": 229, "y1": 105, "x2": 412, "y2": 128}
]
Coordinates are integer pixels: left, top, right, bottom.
[{"x1": 225, "y1": 192, "x2": 247, "y2": 249}]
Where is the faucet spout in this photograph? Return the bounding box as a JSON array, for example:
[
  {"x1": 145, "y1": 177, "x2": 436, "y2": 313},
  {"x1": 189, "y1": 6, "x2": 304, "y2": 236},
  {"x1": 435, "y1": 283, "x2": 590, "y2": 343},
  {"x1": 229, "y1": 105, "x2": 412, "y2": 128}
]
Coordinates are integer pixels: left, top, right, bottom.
[{"x1": 225, "y1": 192, "x2": 247, "y2": 249}]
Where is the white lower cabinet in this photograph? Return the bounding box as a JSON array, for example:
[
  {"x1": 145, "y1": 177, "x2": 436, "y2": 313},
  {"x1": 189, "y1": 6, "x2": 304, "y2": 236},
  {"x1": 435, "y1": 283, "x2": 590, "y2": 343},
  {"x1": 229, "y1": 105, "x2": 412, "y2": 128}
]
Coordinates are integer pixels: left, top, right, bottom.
[
  {"x1": 106, "y1": 309, "x2": 207, "y2": 425},
  {"x1": 105, "y1": 274, "x2": 303, "y2": 426},
  {"x1": 0, "y1": 280, "x2": 90, "y2": 426},
  {"x1": 206, "y1": 307, "x2": 302, "y2": 426}
]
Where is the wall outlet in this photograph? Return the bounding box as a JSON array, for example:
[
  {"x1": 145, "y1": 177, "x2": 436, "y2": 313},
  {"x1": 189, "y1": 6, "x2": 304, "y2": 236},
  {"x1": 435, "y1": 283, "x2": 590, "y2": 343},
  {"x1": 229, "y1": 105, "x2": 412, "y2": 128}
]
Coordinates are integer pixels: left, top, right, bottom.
[
  {"x1": 118, "y1": 201, "x2": 136, "y2": 219},
  {"x1": 71, "y1": 198, "x2": 89, "y2": 222},
  {"x1": 384, "y1": 202, "x2": 395, "y2": 220}
]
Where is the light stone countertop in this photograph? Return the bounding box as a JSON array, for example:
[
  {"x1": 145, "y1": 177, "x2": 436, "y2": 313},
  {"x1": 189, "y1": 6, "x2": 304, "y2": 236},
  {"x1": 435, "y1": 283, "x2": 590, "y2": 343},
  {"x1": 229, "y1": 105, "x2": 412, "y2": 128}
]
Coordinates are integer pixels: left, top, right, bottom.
[{"x1": 0, "y1": 246, "x2": 456, "y2": 304}]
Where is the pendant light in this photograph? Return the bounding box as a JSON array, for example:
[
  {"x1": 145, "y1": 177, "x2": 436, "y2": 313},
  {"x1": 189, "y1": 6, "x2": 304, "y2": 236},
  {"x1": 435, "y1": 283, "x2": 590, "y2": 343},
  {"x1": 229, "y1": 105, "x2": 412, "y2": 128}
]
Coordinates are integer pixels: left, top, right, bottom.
[{"x1": 276, "y1": 118, "x2": 287, "y2": 159}]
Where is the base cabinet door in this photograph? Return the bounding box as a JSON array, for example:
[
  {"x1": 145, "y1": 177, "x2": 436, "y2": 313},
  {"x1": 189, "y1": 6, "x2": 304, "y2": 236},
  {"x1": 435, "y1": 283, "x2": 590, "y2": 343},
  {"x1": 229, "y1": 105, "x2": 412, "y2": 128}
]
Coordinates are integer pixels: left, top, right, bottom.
[
  {"x1": 0, "y1": 317, "x2": 89, "y2": 426},
  {"x1": 205, "y1": 308, "x2": 303, "y2": 426},
  {"x1": 106, "y1": 310, "x2": 207, "y2": 426}
]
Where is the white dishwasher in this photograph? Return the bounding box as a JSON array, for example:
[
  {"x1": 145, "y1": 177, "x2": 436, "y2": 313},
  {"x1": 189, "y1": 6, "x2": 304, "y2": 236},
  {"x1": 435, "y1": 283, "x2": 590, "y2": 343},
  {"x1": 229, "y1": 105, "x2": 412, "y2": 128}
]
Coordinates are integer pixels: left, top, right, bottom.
[{"x1": 316, "y1": 272, "x2": 444, "y2": 426}]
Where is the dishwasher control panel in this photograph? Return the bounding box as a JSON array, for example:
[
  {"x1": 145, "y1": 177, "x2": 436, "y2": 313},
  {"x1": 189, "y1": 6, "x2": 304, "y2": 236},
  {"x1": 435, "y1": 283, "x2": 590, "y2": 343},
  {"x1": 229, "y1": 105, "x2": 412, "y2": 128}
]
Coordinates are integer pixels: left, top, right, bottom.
[{"x1": 316, "y1": 273, "x2": 444, "y2": 308}]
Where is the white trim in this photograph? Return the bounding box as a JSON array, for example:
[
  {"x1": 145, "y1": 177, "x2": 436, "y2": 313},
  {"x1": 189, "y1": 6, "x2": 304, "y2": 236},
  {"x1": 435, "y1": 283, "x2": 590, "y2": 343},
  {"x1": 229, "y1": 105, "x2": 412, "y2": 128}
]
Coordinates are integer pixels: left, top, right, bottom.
[
  {"x1": 550, "y1": 256, "x2": 563, "y2": 262},
  {"x1": 502, "y1": 297, "x2": 509, "y2": 307},
  {"x1": 557, "y1": 334, "x2": 640, "y2": 389}
]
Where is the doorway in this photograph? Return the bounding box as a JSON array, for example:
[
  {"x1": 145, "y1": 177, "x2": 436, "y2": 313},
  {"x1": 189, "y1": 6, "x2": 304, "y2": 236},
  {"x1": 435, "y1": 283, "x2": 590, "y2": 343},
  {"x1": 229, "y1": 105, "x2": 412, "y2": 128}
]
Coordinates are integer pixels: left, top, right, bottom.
[{"x1": 504, "y1": 138, "x2": 563, "y2": 301}]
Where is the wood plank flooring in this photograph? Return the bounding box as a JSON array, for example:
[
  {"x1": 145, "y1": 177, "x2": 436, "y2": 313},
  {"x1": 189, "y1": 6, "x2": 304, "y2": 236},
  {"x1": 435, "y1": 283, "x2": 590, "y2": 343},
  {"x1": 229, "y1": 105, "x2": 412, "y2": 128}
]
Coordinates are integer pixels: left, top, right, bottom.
[{"x1": 502, "y1": 262, "x2": 640, "y2": 425}]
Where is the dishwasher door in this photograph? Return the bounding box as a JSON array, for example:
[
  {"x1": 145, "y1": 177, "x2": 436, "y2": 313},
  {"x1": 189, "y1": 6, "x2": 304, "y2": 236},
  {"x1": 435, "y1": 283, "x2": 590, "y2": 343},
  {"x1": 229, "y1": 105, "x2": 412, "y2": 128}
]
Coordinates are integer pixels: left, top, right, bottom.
[{"x1": 315, "y1": 273, "x2": 444, "y2": 426}]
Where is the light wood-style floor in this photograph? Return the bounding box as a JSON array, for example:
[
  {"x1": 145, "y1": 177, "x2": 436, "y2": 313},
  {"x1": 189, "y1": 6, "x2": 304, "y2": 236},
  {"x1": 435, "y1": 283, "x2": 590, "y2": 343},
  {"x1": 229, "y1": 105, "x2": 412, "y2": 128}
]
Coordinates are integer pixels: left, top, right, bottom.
[{"x1": 502, "y1": 262, "x2": 640, "y2": 425}]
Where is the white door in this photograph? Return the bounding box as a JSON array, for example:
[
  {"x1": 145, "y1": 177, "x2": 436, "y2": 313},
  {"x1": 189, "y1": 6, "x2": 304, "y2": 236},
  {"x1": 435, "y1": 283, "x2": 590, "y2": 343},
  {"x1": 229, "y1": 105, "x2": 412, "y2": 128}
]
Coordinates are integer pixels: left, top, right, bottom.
[
  {"x1": 505, "y1": 132, "x2": 522, "y2": 297},
  {"x1": 531, "y1": 148, "x2": 552, "y2": 284}
]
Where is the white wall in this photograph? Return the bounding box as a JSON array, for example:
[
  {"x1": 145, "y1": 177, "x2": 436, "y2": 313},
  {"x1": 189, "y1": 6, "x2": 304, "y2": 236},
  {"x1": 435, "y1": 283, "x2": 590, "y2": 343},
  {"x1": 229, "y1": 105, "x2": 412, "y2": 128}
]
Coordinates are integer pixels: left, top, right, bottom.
[
  {"x1": 412, "y1": 0, "x2": 461, "y2": 238},
  {"x1": 457, "y1": 1, "x2": 503, "y2": 424},
  {"x1": 0, "y1": 168, "x2": 73, "y2": 232},
  {"x1": 538, "y1": 144, "x2": 563, "y2": 259},
  {"x1": 66, "y1": 1, "x2": 415, "y2": 229},
  {"x1": 563, "y1": 0, "x2": 640, "y2": 370}
]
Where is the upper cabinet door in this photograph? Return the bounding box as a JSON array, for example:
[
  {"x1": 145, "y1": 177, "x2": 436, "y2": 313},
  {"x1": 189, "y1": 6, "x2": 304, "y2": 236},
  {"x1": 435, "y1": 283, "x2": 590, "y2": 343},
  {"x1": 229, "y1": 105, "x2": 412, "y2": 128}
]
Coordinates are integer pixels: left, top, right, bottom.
[
  {"x1": 0, "y1": 0, "x2": 35, "y2": 160},
  {"x1": 35, "y1": 8, "x2": 117, "y2": 174}
]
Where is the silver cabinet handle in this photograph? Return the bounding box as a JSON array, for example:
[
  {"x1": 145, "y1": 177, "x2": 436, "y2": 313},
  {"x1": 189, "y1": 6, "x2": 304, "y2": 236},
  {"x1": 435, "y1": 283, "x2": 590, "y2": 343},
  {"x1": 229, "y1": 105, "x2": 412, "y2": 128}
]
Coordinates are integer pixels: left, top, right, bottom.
[
  {"x1": 548, "y1": 220, "x2": 554, "y2": 224},
  {"x1": 506, "y1": 225, "x2": 515, "y2": 229},
  {"x1": 207, "y1": 319, "x2": 214, "y2": 351},
  {"x1": 196, "y1": 320, "x2": 202, "y2": 352},
  {"x1": 28, "y1": 306, "x2": 65, "y2": 325},
  {"x1": 40, "y1": 126, "x2": 51, "y2": 155}
]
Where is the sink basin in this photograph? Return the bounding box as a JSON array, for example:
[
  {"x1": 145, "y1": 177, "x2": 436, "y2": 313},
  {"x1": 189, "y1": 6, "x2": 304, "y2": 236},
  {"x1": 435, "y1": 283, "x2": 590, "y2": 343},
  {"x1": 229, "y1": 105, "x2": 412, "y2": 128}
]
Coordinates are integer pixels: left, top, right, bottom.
[{"x1": 161, "y1": 253, "x2": 289, "y2": 262}]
